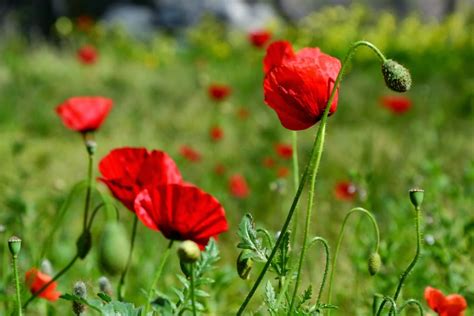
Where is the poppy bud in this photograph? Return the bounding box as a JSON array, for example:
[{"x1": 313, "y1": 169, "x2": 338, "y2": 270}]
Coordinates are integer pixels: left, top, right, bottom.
[
  {"x1": 72, "y1": 281, "x2": 87, "y2": 315},
  {"x1": 177, "y1": 240, "x2": 201, "y2": 264},
  {"x1": 98, "y1": 222, "x2": 129, "y2": 275},
  {"x1": 381, "y1": 59, "x2": 412, "y2": 92},
  {"x1": 8, "y1": 236, "x2": 21, "y2": 257},
  {"x1": 368, "y1": 252, "x2": 382, "y2": 276},
  {"x1": 409, "y1": 188, "x2": 424, "y2": 208},
  {"x1": 98, "y1": 276, "x2": 113, "y2": 296},
  {"x1": 40, "y1": 259, "x2": 54, "y2": 276},
  {"x1": 76, "y1": 230, "x2": 92, "y2": 259},
  {"x1": 237, "y1": 250, "x2": 253, "y2": 280},
  {"x1": 180, "y1": 260, "x2": 192, "y2": 278},
  {"x1": 85, "y1": 139, "x2": 96, "y2": 155}
]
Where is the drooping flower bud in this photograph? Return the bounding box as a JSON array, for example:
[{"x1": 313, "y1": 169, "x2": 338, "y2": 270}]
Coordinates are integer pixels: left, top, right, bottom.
[
  {"x1": 85, "y1": 139, "x2": 97, "y2": 155},
  {"x1": 72, "y1": 281, "x2": 87, "y2": 315},
  {"x1": 180, "y1": 260, "x2": 192, "y2": 278},
  {"x1": 409, "y1": 188, "x2": 424, "y2": 208},
  {"x1": 76, "y1": 230, "x2": 92, "y2": 259},
  {"x1": 177, "y1": 240, "x2": 201, "y2": 264},
  {"x1": 98, "y1": 222, "x2": 129, "y2": 275},
  {"x1": 237, "y1": 250, "x2": 253, "y2": 280},
  {"x1": 8, "y1": 236, "x2": 21, "y2": 257},
  {"x1": 98, "y1": 276, "x2": 113, "y2": 296},
  {"x1": 381, "y1": 59, "x2": 412, "y2": 92},
  {"x1": 368, "y1": 252, "x2": 382, "y2": 276}
]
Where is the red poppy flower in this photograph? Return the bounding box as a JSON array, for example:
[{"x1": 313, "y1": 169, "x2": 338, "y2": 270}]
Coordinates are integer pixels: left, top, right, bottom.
[
  {"x1": 134, "y1": 184, "x2": 228, "y2": 249},
  {"x1": 25, "y1": 268, "x2": 61, "y2": 302},
  {"x1": 380, "y1": 95, "x2": 412, "y2": 114},
  {"x1": 56, "y1": 96, "x2": 113, "y2": 133},
  {"x1": 248, "y1": 30, "x2": 272, "y2": 48},
  {"x1": 425, "y1": 287, "x2": 467, "y2": 316},
  {"x1": 229, "y1": 174, "x2": 249, "y2": 198},
  {"x1": 262, "y1": 156, "x2": 276, "y2": 168},
  {"x1": 263, "y1": 41, "x2": 341, "y2": 130},
  {"x1": 210, "y1": 126, "x2": 224, "y2": 142},
  {"x1": 77, "y1": 44, "x2": 98, "y2": 65},
  {"x1": 275, "y1": 143, "x2": 293, "y2": 159},
  {"x1": 98, "y1": 147, "x2": 182, "y2": 211},
  {"x1": 76, "y1": 15, "x2": 94, "y2": 32},
  {"x1": 179, "y1": 145, "x2": 202, "y2": 162},
  {"x1": 208, "y1": 84, "x2": 232, "y2": 102},
  {"x1": 334, "y1": 181, "x2": 357, "y2": 201},
  {"x1": 214, "y1": 163, "x2": 226, "y2": 175},
  {"x1": 277, "y1": 166, "x2": 289, "y2": 178}
]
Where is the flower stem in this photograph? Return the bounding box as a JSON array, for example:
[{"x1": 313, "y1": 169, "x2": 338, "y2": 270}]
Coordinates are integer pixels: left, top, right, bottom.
[
  {"x1": 83, "y1": 151, "x2": 94, "y2": 231},
  {"x1": 376, "y1": 296, "x2": 398, "y2": 316},
  {"x1": 117, "y1": 215, "x2": 139, "y2": 301},
  {"x1": 327, "y1": 207, "x2": 380, "y2": 314},
  {"x1": 11, "y1": 254, "x2": 22, "y2": 316},
  {"x1": 23, "y1": 254, "x2": 79, "y2": 308},
  {"x1": 309, "y1": 237, "x2": 330, "y2": 307},
  {"x1": 290, "y1": 131, "x2": 300, "y2": 247},
  {"x1": 397, "y1": 299, "x2": 424, "y2": 315},
  {"x1": 190, "y1": 263, "x2": 197, "y2": 316},
  {"x1": 144, "y1": 240, "x2": 174, "y2": 314}
]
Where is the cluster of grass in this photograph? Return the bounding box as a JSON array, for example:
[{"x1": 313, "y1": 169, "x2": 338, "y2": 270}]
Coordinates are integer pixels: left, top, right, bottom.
[{"x1": 0, "y1": 5, "x2": 472, "y2": 315}]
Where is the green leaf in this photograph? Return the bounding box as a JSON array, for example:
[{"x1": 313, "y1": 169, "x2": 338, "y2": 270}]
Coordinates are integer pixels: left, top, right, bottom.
[
  {"x1": 264, "y1": 281, "x2": 277, "y2": 312},
  {"x1": 237, "y1": 213, "x2": 267, "y2": 262}
]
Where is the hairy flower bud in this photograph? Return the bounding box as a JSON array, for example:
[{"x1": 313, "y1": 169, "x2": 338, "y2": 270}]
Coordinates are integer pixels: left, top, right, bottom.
[
  {"x1": 409, "y1": 188, "x2": 424, "y2": 208},
  {"x1": 98, "y1": 276, "x2": 113, "y2": 296},
  {"x1": 40, "y1": 259, "x2": 54, "y2": 276},
  {"x1": 76, "y1": 230, "x2": 92, "y2": 259},
  {"x1": 177, "y1": 240, "x2": 201, "y2": 264},
  {"x1": 368, "y1": 252, "x2": 382, "y2": 276},
  {"x1": 382, "y1": 59, "x2": 412, "y2": 92},
  {"x1": 237, "y1": 250, "x2": 253, "y2": 280},
  {"x1": 8, "y1": 236, "x2": 22, "y2": 257},
  {"x1": 98, "y1": 222, "x2": 129, "y2": 275},
  {"x1": 72, "y1": 281, "x2": 87, "y2": 315}
]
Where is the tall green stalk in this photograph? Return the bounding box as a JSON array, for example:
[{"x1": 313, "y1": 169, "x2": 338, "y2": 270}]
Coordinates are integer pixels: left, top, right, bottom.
[{"x1": 117, "y1": 215, "x2": 139, "y2": 301}]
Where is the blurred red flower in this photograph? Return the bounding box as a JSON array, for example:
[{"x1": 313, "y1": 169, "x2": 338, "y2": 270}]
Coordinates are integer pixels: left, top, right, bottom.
[
  {"x1": 380, "y1": 95, "x2": 412, "y2": 114},
  {"x1": 134, "y1": 184, "x2": 228, "y2": 249},
  {"x1": 77, "y1": 44, "x2": 98, "y2": 65},
  {"x1": 179, "y1": 145, "x2": 202, "y2": 162},
  {"x1": 214, "y1": 163, "x2": 226, "y2": 175},
  {"x1": 248, "y1": 30, "x2": 272, "y2": 48},
  {"x1": 262, "y1": 156, "x2": 275, "y2": 168},
  {"x1": 25, "y1": 268, "x2": 61, "y2": 302},
  {"x1": 76, "y1": 15, "x2": 94, "y2": 32},
  {"x1": 425, "y1": 287, "x2": 467, "y2": 316},
  {"x1": 277, "y1": 166, "x2": 289, "y2": 178},
  {"x1": 334, "y1": 181, "x2": 357, "y2": 201},
  {"x1": 208, "y1": 84, "x2": 231, "y2": 102},
  {"x1": 99, "y1": 147, "x2": 182, "y2": 211},
  {"x1": 263, "y1": 41, "x2": 341, "y2": 130},
  {"x1": 56, "y1": 96, "x2": 113, "y2": 133},
  {"x1": 210, "y1": 126, "x2": 224, "y2": 142},
  {"x1": 229, "y1": 174, "x2": 249, "y2": 198},
  {"x1": 275, "y1": 143, "x2": 293, "y2": 159}
]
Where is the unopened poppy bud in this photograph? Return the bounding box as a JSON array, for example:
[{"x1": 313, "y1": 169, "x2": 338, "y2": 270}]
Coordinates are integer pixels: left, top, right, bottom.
[
  {"x1": 85, "y1": 139, "x2": 96, "y2": 155},
  {"x1": 177, "y1": 240, "x2": 201, "y2": 263},
  {"x1": 237, "y1": 250, "x2": 253, "y2": 280},
  {"x1": 381, "y1": 59, "x2": 412, "y2": 92},
  {"x1": 409, "y1": 188, "x2": 424, "y2": 208},
  {"x1": 98, "y1": 223, "x2": 129, "y2": 275},
  {"x1": 180, "y1": 260, "x2": 192, "y2": 278},
  {"x1": 98, "y1": 276, "x2": 113, "y2": 296},
  {"x1": 40, "y1": 259, "x2": 54, "y2": 276},
  {"x1": 8, "y1": 236, "x2": 21, "y2": 257},
  {"x1": 72, "y1": 281, "x2": 87, "y2": 315},
  {"x1": 368, "y1": 252, "x2": 382, "y2": 276},
  {"x1": 76, "y1": 230, "x2": 92, "y2": 259}
]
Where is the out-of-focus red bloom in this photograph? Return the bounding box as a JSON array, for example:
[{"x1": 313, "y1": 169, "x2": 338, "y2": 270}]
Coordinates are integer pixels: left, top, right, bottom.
[
  {"x1": 275, "y1": 143, "x2": 293, "y2": 159},
  {"x1": 214, "y1": 163, "x2": 226, "y2": 175},
  {"x1": 76, "y1": 15, "x2": 94, "y2": 32},
  {"x1": 334, "y1": 181, "x2": 357, "y2": 201},
  {"x1": 277, "y1": 166, "x2": 289, "y2": 178},
  {"x1": 179, "y1": 145, "x2": 202, "y2": 162},
  {"x1": 208, "y1": 84, "x2": 232, "y2": 102},
  {"x1": 380, "y1": 95, "x2": 412, "y2": 114},
  {"x1": 210, "y1": 126, "x2": 224, "y2": 142},
  {"x1": 237, "y1": 107, "x2": 250, "y2": 120},
  {"x1": 262, "y1": 156, "x2": 276, "y2": 168},
  {"x1": 99, "y1": 147, "x2": 182, "y2": 211},
  {"x1": 77, "y1": 44, "x2": 98, "y2": 65},
  {"x1": 56, "y1": 96, "x2": 113, "y2": 133},
  {"x1": 25, "y1": 268, "x2": 61, "y2": 302},
  {"x1": 229, "y1": 174, "x2": 249, "y2": 198},
  {"x1": 425, "y1": 287, "x2": 467, "y2": 316},
  {"x1": 134, "y1": 184, "x2": 228, "y2": 249},
  {"x1": 248, "y1": 30, "x2": 272, "y2": 48},
  {"x1": 263, "y1": 41, "x2": 341, "y2": 130}
]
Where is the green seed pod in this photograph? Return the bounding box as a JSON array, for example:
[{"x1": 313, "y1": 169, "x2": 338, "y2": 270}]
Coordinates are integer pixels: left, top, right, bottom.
[
  {"x1": 8, "y1": 236, "x2": 21, "y2": 257},
  {"x1": 72, "y1": 281, "x2": 87, "y2": 316},
  {"x1": 237, "y1": 250, "x2": 253, "y2": 280},
  {"x1": 368, "y1": 252, "x2": 382, "y2": 276},
  {"x1": 98, "y1": 222, "x2": 129, "y2": 276},
  {"x1": 381, "y1": 59, "x2": 412, "y2": 92},
  {"x1": 409, "y1": 188, "x2": 424, "y2": 208},
  {"x1": 177, "y1": 240, "x2": 201, "y2": 263}
]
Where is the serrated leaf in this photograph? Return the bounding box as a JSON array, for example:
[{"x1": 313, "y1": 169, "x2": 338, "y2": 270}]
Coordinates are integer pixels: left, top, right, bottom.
[
  {"x1": 97, "y1": 292, "x2": 112, "y2": 303},
  {"x1": 264, "y1": 281, "x2": 277, "y2": 308}
]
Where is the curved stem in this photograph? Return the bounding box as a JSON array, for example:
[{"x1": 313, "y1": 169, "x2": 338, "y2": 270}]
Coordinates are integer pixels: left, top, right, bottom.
[
  {"x1": 290, "y1": 131, "x2": 300, "y2": 249},
  {"x1": 82, "y1": 152, "x2": 94, "y2": 231},
  {"x1": 398, "y1": 299, "x2": 424, "y2": 315},
  {"x1": 237, "y1": 39, "x2": 387, "y2": 316},
  {"x1": 376, "y1": 296, "x2": 398, "y2": 316},
  {"x1": 327, "y1": 207, "x2": 380, "y2": 313},
  {"x1": 23, "y1": 254, "x2": 79, "y2": 308},
  {"x1": 392, "y1": 206, "x2": 422, "y2": 306},
  {"x1": 144, "y1": 240, "x2": 174, "y2": 314},
  {"x1": 117, "y1": 215, "x2": 139, "y2": 301},
  {"x1": 190, "y1": 263, "x2": 197, "y2": 316},
  {"x1": 308, "y1": 237, "x2": 330, "y2": 307},
  {"x1": 12, "y1": 254, "x2": 22, "y2": 316},
  {"x1": 257, "y1": 228, "x2": 274, "y2": 248}
]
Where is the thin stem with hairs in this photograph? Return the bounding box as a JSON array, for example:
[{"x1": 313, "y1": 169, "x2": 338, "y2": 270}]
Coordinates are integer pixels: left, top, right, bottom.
[{"x1": 117, "y1": 215, "x2": 139, "y2": 301}]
